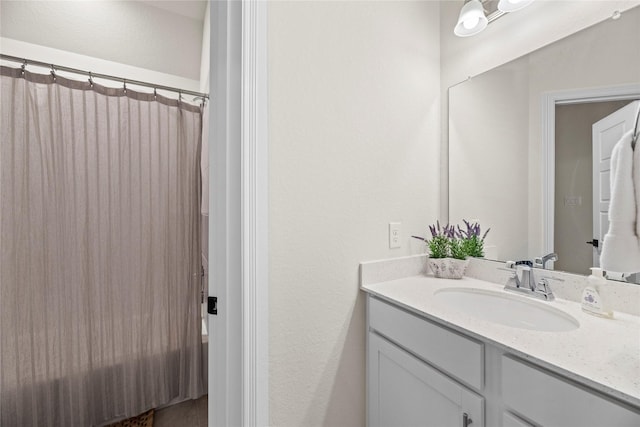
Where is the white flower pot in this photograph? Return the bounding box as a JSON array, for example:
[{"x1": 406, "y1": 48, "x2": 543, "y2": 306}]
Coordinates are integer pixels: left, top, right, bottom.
[{"x1": 427, "y1": 257, "x2": 469, "y2": 279}]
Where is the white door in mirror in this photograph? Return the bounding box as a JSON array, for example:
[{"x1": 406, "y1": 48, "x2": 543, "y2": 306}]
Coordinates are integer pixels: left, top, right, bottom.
[{"x1": 592, "y1": 101, "x2": 639, "y2": 268}]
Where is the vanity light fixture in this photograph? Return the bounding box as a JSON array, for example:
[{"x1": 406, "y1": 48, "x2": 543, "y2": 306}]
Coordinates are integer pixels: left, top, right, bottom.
[
  {"x1": 454, "y1": 0, "x2": 488, "y2": 37},
  {"x1": 454, "y1": 0, "x2": 536, "y2": 37}
]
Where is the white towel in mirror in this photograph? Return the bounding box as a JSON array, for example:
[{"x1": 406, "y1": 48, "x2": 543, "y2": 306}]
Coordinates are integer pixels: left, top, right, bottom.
[{"x1": 600, "y1": 130, "x2": 640, "y2": 273}]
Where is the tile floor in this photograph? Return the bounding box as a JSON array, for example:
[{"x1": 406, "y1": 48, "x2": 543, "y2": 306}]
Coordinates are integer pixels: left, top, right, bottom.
[{"x1": 154, "y1": 395, "x2": 208, "y2": 427}]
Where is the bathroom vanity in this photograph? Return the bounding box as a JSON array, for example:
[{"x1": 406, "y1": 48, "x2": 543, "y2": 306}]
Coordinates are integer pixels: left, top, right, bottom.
[{"x1": 361, "y1": 256, "x2": 640, "y2": 427}]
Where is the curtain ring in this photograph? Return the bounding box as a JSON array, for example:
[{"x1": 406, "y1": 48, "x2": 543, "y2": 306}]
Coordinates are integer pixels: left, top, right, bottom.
[
  {"x1": 50, "y1": 64, "x2": 56, "y2": 82},
  {"x1": 178, "y1": 91, "x2": 182, "y2": 104},
  {"x1": 20, "y1": 59, "x2": 27, "y2": 76},
  {"x1": 154, "y1": 88, "x2": 157, "y2": 100},
  {"x1": 123, "y1": 79, "x2": 127, "y2": 94},
  {"x1": 88, "y1": 71, "x2": 93, "y2": 87}
]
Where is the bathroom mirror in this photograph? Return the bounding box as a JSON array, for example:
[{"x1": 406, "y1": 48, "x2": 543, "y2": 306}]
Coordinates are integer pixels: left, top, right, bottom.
[{"x1": 448, "y1": 6, "x2": 640, "y2": 282}]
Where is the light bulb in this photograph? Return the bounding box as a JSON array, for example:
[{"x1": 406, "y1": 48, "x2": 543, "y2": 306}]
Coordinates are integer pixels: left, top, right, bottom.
[
  {"x1": 463, "y1": 16, "x2": 480, "y2": 30},
  {"x1": 454, "y1": 0, "x2": 488, "y2": 37},
  {"x1": 498, "y1": 0, "x2": 535, "y2": 13}
]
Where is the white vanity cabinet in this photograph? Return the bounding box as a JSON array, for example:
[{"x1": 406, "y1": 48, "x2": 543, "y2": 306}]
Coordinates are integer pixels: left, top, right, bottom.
[
  {"x1": 367, "y1": 296, "x2": 484, "y2": 427},
  {"x1": 366, "y1": 295, "x2": 640, "y2": 427},
  {"x1": 501, "y1": 356, "x2": 640, "y2": 427},
  {"x1": 368, "y1": 333, "x2": 482, "y2": 427}
]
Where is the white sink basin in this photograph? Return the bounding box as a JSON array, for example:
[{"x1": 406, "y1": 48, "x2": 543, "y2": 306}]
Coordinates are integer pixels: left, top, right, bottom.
[{"x1": 433, "y1": 287, "x2": 580, "y2": 332}]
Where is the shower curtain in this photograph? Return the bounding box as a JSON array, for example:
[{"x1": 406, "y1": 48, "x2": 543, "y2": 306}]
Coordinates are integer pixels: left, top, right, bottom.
[{"x1": 0, "y1": 66, "x2": 204, "y2": 426}]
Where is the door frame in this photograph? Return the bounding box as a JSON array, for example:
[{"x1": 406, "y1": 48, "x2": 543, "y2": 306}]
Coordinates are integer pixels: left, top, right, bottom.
[
  {"x1": 541, "y1": 83, "x2": 640, "y2": 262},
  {"x1": 209, "y1": 1, "x2": 269, "y2": 426}
]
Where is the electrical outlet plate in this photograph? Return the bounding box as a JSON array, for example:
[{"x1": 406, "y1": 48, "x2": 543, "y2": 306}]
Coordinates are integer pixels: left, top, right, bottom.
[{"x1": 389, "y1": 222, "x2": 401, "y2": 249}]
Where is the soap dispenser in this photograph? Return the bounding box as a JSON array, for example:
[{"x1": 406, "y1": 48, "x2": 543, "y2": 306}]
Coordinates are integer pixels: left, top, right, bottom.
[{"x1": 581, "y1": 267, "x2": 613, "y2": 318}]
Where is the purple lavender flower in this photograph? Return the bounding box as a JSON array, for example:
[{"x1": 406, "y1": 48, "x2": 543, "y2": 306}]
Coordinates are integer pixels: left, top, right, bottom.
[
  {"x1": 459, "y1": 219, "x2": 490, "y2": 258},
  {"x1": 458, "y1": 219, "x2": 489, "y2": 241},
  {"x1": 420, "y1": 221, "x2": 452, "y2": 258}
]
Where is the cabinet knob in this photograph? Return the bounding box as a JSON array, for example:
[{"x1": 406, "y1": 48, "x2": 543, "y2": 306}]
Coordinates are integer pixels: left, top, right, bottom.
[{"x1": 463, "y1": 412, "x2": 473, "y2": 427}]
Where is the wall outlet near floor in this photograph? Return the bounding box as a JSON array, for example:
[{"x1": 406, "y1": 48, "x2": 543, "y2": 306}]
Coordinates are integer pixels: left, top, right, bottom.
[{"x1": 389, "y1": 222, "x2": 401, "y2": 249}]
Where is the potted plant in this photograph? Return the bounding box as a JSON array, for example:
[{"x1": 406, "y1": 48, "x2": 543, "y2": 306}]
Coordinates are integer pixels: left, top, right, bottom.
[
  {"x1": 413, "y1": 221, "x2": 469, "y2": 279},
  {"x1": 413, "y1": 220, "x2": 490, "y2": 279}
]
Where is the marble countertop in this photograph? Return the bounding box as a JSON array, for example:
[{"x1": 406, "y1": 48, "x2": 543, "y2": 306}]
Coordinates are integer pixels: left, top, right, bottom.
[{"x1": 361, "y1": 274, "x2": 640, "y2": 408}]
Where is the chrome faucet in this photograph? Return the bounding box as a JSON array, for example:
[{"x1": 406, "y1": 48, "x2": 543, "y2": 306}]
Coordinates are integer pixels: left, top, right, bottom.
[
  {"x1": 506, "y1": 265, "x2": 535, "y2": 291},
  {"x1": 534, "y1": 252, "x2": 558, "y2": 269},
  {"x1": 503, "y1": 262, "x2": 556, "y2": 301}
]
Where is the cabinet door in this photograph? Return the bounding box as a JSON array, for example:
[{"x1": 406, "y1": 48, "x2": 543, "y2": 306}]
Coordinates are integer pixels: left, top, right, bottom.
[
  {"x1": 503, "y1": 412, "x2": 534, "y2": 427},
  {"x1": 502, "y1": 356, "x2": 640, "y2": 427},
  {"x1": 368, "y1": 332, "x2": 484, "y2": 427}
]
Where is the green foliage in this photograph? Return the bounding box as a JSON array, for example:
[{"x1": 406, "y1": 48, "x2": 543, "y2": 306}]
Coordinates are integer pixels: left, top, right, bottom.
[
  {"x1": 448, "y1": 238, "x2": 467, "y2": 260},
  {"x1": 417, "y1": 219, "x2": 490, "y2": 259},
  {"x1": 462, "y1": 235, "x2": 485, "y2": 258},
  {"x1": 428, "y1": 235, "x2": 449, "y2": 259}
]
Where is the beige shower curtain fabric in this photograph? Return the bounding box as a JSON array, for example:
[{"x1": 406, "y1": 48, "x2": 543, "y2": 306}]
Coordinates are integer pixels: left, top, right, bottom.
[{"x1": 0, "y1": 66, "x2": 204, "y2": 426}]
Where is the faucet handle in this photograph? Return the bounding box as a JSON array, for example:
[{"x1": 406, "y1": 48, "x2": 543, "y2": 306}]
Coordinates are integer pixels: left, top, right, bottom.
[
  {"x1": 535, "y1": 277, "x2": 553, "y2": 299},
  {"x1": 499, "y1": 260, "x2": 518, "y2": 273},
  {"x1": 499, "y1": 264, "x2": 521, "y2": 289},
  {"x1": 534, "y1": 277, "x2": 559, "y2": 301}
]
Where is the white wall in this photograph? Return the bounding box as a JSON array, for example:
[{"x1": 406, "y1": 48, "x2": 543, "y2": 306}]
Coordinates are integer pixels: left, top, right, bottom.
[
  {"x1": 268, "y1": 1, "x2": 441, "y2": 425},
  {"x1": 449, "y1": 56, "x2": 531, "y2": 261},
  {"x1": 199, "y1": 1, "x2": 211, "y2": 93},
  {"x1": 0, "y1": 0, "x2": 205, "y2": 92},
  {"x1": 0, "y1": 37, "x2": 200, "y2": 93},
  {"x1": 439, "y1": 0, "x2": 640, "y2": 221},
  {"x1": 0, "y1": 0, "x2": 204, "y2": 80}
]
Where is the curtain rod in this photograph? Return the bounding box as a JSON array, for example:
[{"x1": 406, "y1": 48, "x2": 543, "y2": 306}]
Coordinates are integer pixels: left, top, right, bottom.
[{"x1": 0, "y1": 53, "x2": 209, "y2": 100}]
